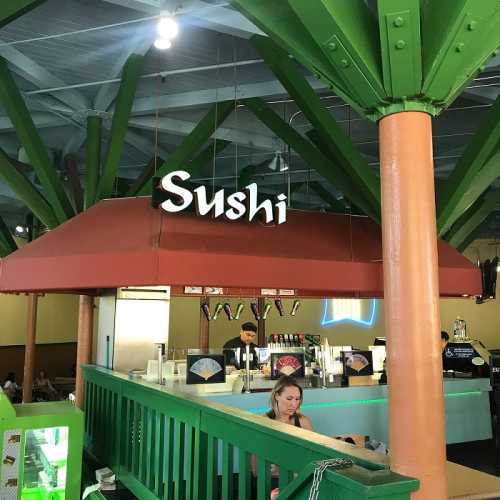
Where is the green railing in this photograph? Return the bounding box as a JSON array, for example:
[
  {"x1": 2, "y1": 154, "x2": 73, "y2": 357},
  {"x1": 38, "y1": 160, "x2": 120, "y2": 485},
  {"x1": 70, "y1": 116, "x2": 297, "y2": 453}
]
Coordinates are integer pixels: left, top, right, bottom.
[{"x1": 83, "y1": 366, "x2": 418, "y2": 499}]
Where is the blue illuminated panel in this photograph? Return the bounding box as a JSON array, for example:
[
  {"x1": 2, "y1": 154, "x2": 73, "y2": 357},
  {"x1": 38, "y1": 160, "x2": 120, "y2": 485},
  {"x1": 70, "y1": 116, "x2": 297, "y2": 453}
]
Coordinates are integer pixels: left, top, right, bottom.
[{"x1": 321, "y1": 298, "x2": 378, "y2": 328}]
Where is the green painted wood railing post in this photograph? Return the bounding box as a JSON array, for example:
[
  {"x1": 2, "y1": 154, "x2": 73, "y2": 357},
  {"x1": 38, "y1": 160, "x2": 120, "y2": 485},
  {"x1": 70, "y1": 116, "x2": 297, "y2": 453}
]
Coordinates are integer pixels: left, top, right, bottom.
[
  {"x1": 207, "y1": 434, "x2": 219, "y2": 500},
  {"x1": 174, "y1": 420, "x2": 186, "y2": 500},
  {"x1": 222, "y1": 441, "x2": 234, "y2": 500},
  {"x1": 193, "y1": 427, "x2": 208, "y2": 499},
  {"x1": 257, "y1": 457, "x2": 271, "y2": 500},
  {"x1": 164, "y1": 416, "x2": 174, "y2": 500}
]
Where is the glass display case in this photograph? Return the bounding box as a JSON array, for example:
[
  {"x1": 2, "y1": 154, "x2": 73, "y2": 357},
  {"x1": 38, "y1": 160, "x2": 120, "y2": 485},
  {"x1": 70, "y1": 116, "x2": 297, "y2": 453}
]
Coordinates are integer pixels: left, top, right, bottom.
[
  {"x1": 22, "y1": 426, "x2": 69, "y2": 499},
  {"x1": 0, "y1": 389, "x2": 83, "y2": 500}
]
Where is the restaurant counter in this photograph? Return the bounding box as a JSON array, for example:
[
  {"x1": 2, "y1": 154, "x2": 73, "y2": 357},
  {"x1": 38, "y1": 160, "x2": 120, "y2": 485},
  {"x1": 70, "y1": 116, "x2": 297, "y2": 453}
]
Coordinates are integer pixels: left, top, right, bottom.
[
  {"x1": 205, "y1": 378, "x2": 492, "y2": 445},
  {"x1": 139, "y1": 374, "x2": 491, "y2": 445}
]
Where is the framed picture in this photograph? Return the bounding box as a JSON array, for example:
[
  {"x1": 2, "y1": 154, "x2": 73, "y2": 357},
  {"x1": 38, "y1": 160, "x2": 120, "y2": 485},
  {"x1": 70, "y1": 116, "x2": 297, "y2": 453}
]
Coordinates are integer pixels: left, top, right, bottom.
[
  {"x1": 186, "y1": 354, "x2": 226, "y2": 384},
  {"x1": 270, "y1": 352, "x2": 305, "y2": 379},
  {"x1": 342, "y1": 350, "x2": 373, "y2": 377}
]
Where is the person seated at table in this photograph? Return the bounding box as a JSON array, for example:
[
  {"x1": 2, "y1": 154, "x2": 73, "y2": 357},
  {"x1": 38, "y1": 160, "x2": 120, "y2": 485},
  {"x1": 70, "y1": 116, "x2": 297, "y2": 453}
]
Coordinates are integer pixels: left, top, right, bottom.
[
  {"x1": 34, "y1": 370, "x2": 59, "y2": 400},
  {"x1": 3, "y1": 372, "x2": 20, "y2": 401}
]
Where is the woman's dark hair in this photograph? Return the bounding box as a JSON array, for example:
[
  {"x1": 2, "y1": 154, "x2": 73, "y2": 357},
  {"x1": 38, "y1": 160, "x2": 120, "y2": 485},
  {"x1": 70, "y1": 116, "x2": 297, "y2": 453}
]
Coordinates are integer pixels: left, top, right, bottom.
[
  {"x1": 5, "y1": 372, "x2": 15, "y2": 382},
  {"x1": 267, "y1": 376, "x2": 303, "y2": 418},
  {"x1": 441, "y1": 331, "x2": 450, "y2": 342}
]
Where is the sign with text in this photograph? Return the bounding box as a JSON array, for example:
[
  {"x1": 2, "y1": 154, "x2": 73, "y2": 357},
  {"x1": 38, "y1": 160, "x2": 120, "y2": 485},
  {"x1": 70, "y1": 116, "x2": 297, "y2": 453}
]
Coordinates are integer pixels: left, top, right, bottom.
[{"x1": 153, "y1": 171, "x2": 287, "y2": 224}]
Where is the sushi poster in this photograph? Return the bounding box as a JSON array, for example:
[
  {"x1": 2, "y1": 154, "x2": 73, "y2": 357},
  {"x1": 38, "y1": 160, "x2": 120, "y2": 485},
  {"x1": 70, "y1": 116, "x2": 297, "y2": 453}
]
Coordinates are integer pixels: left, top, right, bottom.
[
  {"x1": 187, "y1": 354, "x2": 226, "y2": 384},
  {"x1": 271, "y1": 353, "x2": 305, "y2": 379},
  {"x1": 1, "y1": 429, "x2": 21, "y2": 500}
]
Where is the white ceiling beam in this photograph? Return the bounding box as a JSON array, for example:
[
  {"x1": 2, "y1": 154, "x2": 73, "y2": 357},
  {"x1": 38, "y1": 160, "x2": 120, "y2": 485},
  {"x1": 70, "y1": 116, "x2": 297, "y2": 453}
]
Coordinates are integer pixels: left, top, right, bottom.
[
  {"x1": 130, "y1": 77, "x2": 329, "y2": 115},
  {"x1": 94, "y1": 34, "x2": 155, "y2": 112},
  {"x1": 463, "y1": 86, "x2": 500, "y2": 105},
  {"x1": 0, "y1": 113, "x2": 65, "y2": 132},
  {"x1": 0, "y1": 41, "x2": 89, "y2": 111},
  {"x1": 129, "y1": 115, "x2": 276, "y2": 150},
  {"x1": 101, "y1": 0, "x2": 262, "y2": 39},
  {"x1": 63, "y1": 129, "x2": 87, "y2": 158}
]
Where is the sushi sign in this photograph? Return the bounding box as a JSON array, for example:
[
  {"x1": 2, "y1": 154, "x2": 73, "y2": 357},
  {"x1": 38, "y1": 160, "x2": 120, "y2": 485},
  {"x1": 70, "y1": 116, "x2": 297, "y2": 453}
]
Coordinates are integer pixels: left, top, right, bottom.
[{"x1": 156, "y1": 170, "x2": 288, "y2": 224}]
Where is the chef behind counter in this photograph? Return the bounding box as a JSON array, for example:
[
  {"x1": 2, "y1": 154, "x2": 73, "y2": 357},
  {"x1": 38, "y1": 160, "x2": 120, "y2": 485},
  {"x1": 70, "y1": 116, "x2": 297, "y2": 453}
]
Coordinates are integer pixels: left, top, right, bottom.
[{"x1": 222, "y1": 321, "x2": 260, "y2": 370}]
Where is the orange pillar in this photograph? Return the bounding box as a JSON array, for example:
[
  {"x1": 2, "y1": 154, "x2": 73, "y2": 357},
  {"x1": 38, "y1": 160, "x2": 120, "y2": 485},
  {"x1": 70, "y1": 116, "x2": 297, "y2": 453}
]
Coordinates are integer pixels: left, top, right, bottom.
[
  {"x1": 379, "y1": 111, "x2": 447, "y2": 499},
  {"x1": 23, "y1": 293, "x2": 38, "y2": 403},
  {"x1": 75, "y1": 294, "x2": 94, "y2": 409}
]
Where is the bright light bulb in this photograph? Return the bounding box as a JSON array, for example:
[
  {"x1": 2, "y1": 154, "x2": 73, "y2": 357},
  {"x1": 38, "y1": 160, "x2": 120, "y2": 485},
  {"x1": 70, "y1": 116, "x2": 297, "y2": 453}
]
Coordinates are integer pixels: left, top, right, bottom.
[
  {"x1": 15, "y1": 225, "x2": 24, "y2": 233},
  {"x1": 157, "y1": 16, "x2": 178, "y2": 40},
  {"x1": 154, "y1": 38, "x2": 172, "y2": 50}
]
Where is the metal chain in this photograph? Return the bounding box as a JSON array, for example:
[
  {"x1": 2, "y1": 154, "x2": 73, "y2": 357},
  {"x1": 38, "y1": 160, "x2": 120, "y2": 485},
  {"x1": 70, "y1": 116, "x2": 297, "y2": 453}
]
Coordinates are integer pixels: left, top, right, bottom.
[{"x1": 308, "y1": 458, "x2": 354, "y2": 500}]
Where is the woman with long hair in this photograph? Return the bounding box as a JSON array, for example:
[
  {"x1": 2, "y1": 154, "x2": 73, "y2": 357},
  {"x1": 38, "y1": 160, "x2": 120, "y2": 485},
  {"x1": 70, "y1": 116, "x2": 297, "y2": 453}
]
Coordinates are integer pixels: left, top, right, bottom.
[{"x1": 266, "y1": 375, "x2": 313, "y2": 430}]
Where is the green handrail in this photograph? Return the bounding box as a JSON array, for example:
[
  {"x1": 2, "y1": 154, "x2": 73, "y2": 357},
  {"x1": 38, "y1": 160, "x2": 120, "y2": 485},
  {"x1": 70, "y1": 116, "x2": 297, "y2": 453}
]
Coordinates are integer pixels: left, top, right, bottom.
[{"x1": 83, "y1": 365, "x2": 418, "y2": 499}]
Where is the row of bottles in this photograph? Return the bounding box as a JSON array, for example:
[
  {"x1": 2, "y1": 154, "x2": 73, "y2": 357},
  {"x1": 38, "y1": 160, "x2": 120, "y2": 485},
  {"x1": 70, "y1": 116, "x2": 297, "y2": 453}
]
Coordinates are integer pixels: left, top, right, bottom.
[{"x1": 267, "y1": 333, "x2": 305, "y2": 349}]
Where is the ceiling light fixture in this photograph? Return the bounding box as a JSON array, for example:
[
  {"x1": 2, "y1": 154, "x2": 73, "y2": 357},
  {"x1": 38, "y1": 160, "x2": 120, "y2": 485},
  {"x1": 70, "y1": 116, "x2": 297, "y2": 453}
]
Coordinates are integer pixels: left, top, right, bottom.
[
  {"x1": 154, "y1": 14, "x2": 178, "y2": 50},
  {"x1": 154, "y1": 38, "x2": 172, "y2": 50},
  {"x1": 157, "y1": 16, "x2": 178, "y2": 40},
  {"x1": 267, "y1": 152, "x2": 289, "y2": 172},
  {"x1": 15, "y1": 225, "x2": 25, "y2": 234}
]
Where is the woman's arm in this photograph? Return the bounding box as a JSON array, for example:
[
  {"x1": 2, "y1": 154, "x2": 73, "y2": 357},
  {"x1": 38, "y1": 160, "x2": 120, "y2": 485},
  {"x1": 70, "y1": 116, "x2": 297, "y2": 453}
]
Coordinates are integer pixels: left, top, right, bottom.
[{"x1": 300, "y1": 415, "x2": 314, "y2": 431}]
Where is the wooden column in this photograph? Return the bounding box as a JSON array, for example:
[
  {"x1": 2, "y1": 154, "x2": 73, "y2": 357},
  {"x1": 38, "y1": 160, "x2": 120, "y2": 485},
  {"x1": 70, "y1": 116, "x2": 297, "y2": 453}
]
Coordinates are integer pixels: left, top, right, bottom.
[
  {"x1": 75, "y1": 295, "x2": 94, "y2": 409},
  {"x1": 257, "y1": 297, "x2": 266, "y2": 346},
  {"x1": 199, "y1": 297, "x2": 210, "y2": 350},
  {"x1": 379, "y1": 112, "x2": 447, "y2": 499},
  {"x1": 22, "y1": 293, "x2": 38, "y2": 403}
]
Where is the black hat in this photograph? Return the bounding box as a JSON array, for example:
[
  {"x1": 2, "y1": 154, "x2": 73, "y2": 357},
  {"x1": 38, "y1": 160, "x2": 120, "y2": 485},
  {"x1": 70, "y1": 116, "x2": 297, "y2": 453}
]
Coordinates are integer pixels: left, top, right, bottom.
[{"x1": 241, "y1": 322, "x2": 257, "y2": 332}]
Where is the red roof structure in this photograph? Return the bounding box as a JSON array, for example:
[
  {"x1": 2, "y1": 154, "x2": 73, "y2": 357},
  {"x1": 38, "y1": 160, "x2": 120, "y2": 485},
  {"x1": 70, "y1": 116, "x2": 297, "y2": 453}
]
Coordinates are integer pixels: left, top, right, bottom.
[{"x1": 0, "y1": 197, "x2": 481, "y2": 297}]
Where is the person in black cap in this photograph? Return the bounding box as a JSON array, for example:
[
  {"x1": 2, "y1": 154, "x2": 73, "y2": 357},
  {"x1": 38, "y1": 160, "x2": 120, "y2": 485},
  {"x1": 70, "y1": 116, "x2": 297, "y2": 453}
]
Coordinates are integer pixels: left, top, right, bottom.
[{"x1": 223, "y1": 321, "x2": 259, "y2": 369}]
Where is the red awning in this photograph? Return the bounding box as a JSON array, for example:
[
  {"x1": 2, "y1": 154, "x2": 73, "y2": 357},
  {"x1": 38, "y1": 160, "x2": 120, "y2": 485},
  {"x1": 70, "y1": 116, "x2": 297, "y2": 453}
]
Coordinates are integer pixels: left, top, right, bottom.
[{"x1": 0, "y1": 197, "x2": 481, "y2": 297}]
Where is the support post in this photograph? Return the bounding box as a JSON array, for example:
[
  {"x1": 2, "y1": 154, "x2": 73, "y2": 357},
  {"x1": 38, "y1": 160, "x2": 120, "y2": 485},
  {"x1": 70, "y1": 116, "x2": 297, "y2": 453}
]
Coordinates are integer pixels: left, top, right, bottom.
[
  {"x1": 379, "y1": 111, "x2": 447, "y2": 499},
  {"x1": 199, "y1": 297, "x2": 210, "y2": 350},
  {"x1": 75, "y1": 295, "x2": 94, "y2": 409},
  {"x1": 22, "y1": 293, "x2": 38, "y2": 403}
]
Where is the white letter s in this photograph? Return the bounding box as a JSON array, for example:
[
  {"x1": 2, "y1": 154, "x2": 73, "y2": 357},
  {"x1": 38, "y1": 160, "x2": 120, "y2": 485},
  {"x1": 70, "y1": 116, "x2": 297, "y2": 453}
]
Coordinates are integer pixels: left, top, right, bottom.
[{"x1": 160, "y1": 171, "x2": 193, "y2": 213}]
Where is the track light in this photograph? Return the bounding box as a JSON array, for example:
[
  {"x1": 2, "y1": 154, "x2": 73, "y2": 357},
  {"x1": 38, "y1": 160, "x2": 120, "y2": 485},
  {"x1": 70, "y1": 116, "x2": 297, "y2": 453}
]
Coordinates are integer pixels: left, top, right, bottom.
[
  {"x1": 154, "y1": 38, "x2": 172, "y2": 50},
  {"x1": 154, "y1": 14, "x2": 178, "y2": 50},
  {"x1": 267, "y1": 152, "x2": 288, "y2": 172},
  {"x1": 157, "y1": 16, "x2": 179, "y2": 40}
]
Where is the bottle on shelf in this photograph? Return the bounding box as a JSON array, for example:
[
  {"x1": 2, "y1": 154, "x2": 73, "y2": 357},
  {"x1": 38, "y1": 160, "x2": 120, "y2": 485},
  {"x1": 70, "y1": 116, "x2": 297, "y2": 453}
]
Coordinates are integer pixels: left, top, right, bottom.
[{"x1": 453, "y1": 316, "x2": 468, "y2": 341}]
